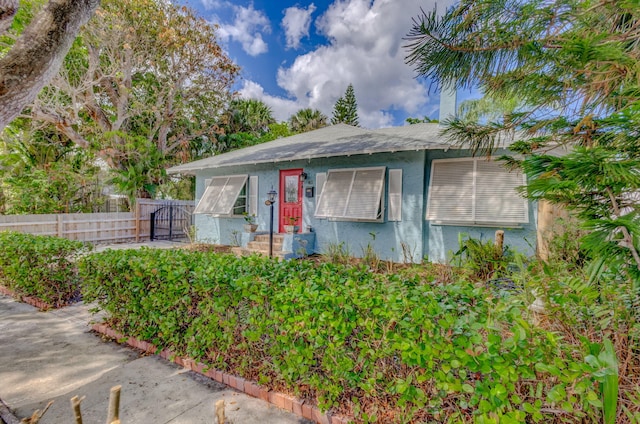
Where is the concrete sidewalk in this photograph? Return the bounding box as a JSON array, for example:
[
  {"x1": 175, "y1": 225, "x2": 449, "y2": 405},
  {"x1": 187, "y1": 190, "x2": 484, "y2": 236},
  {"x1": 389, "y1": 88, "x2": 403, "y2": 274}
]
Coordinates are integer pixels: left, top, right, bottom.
[{"x1": 0, "y1": 295, "x2": 310, "y2": 424}]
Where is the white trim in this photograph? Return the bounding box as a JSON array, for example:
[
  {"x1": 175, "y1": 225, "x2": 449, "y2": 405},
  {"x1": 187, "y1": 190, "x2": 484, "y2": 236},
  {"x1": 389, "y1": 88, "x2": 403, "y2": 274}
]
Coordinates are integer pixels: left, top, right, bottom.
[
  {"x1": 315, "y1": 172, "x2": 326, "y2": 208},
  {"x1": 248, "y1": 175, "x2": 258, "y2": 217},
  {"x1": 388, "y1": 169, "x2": 402, "y2": 222}
]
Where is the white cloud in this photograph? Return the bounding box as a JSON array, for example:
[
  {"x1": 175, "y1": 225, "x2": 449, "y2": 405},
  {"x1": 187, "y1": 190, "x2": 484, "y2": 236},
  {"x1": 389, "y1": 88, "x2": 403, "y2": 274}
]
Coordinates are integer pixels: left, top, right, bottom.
[
  {"x1": 216, "y1": 3, "x2": 271, "y2": 56},
  {"x1": 199, "y1": 0, "x2": 223, "y2": 9},
  {"x1": 281, "y1": 4, "x2": 317, "y2": 50},
  {"x1": 247, "y1": 0, "x2": 455, "y2": 128}
]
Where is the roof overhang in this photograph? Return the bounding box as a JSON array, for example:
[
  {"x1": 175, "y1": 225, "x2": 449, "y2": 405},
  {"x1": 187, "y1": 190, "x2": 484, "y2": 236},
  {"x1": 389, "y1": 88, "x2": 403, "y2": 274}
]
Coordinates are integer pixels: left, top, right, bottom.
[{"x1": 167, "y1": 123, "x2": 520, "y2": 175}]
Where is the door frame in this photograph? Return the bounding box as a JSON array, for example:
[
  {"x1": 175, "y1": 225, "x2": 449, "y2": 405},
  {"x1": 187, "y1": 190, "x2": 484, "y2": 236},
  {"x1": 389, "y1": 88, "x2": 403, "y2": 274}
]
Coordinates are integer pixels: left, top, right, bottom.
[{"x1": 278, "y1": 168, "x2": 303, "y2": 233}]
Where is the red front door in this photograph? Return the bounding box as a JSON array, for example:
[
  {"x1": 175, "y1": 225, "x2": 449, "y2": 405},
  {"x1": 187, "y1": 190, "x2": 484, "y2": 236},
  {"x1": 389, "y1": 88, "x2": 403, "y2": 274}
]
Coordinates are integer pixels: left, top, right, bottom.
[{"x1": 279, "y1": 169, "x2": 303, "y2": 233}]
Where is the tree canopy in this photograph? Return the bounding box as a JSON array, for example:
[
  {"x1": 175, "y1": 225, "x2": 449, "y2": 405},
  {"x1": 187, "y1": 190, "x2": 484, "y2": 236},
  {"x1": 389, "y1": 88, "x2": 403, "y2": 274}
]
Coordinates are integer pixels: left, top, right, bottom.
[
  {"x1": 2, "y1": 0, "x2": 239, "y2": 204},
  {"x1": 406, "y1": 0, "x2": 640, "y2": 283},
  {"x1": 222, "y1": 98, "x2": 275, "y2": 137},
  {"x1": 289, "y1": 108, "x2": 328, "y2": 133},
  {"x1": 331, "y1": 83, "x2": 359, "y2": 127}
]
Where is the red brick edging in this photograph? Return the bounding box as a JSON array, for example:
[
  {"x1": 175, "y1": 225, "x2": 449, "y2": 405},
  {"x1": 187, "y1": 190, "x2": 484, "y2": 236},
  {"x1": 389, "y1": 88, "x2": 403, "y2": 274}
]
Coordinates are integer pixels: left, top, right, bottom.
[
  {"x1": 91, "y1": 323, "x2": 350, "y2": 424},
  {"x1": 0, "y1": 285, "x2": 53, "y2": 310}
]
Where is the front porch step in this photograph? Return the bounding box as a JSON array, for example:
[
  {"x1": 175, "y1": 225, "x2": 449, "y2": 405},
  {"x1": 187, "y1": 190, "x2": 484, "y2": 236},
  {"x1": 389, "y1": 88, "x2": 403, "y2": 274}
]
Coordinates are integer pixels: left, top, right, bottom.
[
  {"x1": 247, "y1": 240, "x2": 283, "y2": 251},
  {"x1": 230, "y1": 233, "x2": 291, "y2": 259},
  {"x1": 253, "y1": 234, "x2": 285, "y2": 243},
  {"x1": 231, "y1": 246, "x2": 288, "y2": 259}
]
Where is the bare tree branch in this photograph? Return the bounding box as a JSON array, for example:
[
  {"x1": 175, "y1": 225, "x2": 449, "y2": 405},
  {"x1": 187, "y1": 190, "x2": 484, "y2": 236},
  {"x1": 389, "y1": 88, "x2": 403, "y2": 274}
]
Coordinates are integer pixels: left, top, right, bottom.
[{"x1": 31, "y1": 109, "x2": 90, "y2": 148}]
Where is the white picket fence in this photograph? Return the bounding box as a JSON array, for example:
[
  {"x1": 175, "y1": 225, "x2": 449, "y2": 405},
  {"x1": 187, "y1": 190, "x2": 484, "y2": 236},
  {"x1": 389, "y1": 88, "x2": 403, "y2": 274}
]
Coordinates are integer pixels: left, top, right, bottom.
[{"x1": 0, "y1": 199, "x2": 194, "y2": 244}]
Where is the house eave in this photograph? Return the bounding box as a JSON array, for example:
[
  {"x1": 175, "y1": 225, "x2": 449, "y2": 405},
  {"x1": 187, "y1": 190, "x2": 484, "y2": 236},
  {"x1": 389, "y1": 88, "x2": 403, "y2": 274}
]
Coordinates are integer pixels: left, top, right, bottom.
[
  {"x1": 167, "y1": 122, "x2": 530, "y2": 175},
  {"x1": 166, "y1": 144, "x2": 452, "y2": 175}
]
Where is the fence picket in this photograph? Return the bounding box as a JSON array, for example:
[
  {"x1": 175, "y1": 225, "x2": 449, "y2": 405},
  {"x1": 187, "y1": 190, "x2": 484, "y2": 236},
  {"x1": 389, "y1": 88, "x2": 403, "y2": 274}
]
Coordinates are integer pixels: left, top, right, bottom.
[{"x1": 0, "y1": 199, "x2": 194, "y2": 244}]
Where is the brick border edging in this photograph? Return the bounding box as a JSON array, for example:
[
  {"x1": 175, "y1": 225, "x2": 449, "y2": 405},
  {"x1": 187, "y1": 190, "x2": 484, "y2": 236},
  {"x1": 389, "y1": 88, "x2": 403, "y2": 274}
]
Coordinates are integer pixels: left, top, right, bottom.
[
  {"x1": 91, "y1": 323, "x2": 350, "y2": 424},
  {"x1": 0, "y1": 285, "x2": 53, "y2": 311}
]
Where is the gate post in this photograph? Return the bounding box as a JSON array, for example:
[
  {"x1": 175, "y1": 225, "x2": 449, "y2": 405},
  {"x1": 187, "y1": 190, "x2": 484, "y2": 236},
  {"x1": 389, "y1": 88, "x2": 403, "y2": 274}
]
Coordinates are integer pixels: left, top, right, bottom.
[
  {"x1": 135, "y1": 201, "x2": 140, "y2": 242},
  {"x1": 57, "y1": 215, "x2": 64, "y2": 238},
  {"x1": 150, "y1": 211, "x2": 156, "y2": 241},
  {"x1": 168, "y1": 205, "x2": 174, "y2": 240}
]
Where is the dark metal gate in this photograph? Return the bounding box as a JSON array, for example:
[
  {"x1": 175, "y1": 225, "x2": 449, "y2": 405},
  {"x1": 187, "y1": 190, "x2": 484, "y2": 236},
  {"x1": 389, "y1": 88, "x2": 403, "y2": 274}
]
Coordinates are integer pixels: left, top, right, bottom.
[{"x1": 150, "y1": 202, "x2": 193, "y2": 241}]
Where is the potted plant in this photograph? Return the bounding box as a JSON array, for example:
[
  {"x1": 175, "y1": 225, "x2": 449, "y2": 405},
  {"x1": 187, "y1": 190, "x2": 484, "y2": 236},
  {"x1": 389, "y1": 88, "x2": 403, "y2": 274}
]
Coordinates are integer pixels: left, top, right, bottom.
[
  {"x1": 283, "y1": 216, "x2": 299, "y2": 234},
  {"x1": 242, "y1": 213, "x2": 258, "y2": 232}
]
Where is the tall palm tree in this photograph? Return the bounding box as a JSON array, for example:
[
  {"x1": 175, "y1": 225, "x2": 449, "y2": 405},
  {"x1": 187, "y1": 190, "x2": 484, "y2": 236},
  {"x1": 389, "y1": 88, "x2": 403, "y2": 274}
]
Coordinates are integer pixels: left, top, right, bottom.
[{"x1": 288, "y1": 108, "x2": 328, "y2": 133}]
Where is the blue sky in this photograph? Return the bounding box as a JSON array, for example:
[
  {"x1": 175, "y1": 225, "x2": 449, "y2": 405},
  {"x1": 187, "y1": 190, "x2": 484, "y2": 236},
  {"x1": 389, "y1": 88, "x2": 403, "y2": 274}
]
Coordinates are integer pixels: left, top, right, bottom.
[{"x1": 179, "y1": 0, "x2": 457, "y2": 128}]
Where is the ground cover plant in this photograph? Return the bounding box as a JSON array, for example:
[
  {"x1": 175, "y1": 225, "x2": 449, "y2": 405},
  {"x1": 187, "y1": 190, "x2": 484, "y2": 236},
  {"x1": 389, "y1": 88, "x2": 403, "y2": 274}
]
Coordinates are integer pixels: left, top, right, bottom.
[
  {"x1": 79, "y1": 245, "x2": 640, "y2": 423},
  {"x1": 0, "y1": 231, "x2": 90, "y2": 306}
]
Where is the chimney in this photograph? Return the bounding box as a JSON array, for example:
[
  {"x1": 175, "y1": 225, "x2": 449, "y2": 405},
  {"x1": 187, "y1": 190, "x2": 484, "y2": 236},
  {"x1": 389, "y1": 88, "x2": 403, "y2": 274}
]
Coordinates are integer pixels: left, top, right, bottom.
[{"x1": 438, "y1": 83, "x2": 457, "y2": 123}]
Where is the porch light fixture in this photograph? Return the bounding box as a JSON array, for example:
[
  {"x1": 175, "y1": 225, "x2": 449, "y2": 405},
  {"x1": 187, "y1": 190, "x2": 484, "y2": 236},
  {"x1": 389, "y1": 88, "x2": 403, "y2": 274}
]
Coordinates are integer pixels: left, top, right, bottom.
[
  {"x1": 265, "y1": 187, "x2": 277, "y2": 257},
  {"x1": 299, "y1": 172, "x2": 307, "y2": 182},
  {"x1": 266, "y1": 188, "x2": 277, "y2": 205}
]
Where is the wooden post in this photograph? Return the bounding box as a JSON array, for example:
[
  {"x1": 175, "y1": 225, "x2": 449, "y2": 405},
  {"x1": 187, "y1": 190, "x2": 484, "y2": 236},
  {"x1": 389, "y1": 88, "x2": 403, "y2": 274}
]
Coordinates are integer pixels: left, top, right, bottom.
[
  {"x1": 215, "y1": 399, "x2": 225, "y2": 424},
  {"x1": 71, "y1": 396, "x2": 84, "y2": 424},
  {"x1": 134, "y1": 201, "x2": 141, "y2": 243},
  {"x1": 21, "y1": 400, "x2": 53, "y2": 424},
  {"x1": 57, "y1": 215, "x2": 64, "y2": 238},
  {"x1": 495, "y1": 230, "x2": 505, "y2": 256},
  {"x1": 106, "y1": 385, "x2": 121, "y2": 424}
]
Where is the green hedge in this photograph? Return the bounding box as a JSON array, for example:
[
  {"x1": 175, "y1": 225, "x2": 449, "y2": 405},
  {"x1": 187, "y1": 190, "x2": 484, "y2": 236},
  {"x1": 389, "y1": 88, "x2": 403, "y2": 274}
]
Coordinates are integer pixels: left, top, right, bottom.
[
  {"x1": 0, "y1": 231, "x2": 90, "y2": 306},
  {"x1": 79, "y1": 248, "x2": 612, "y2": 423}
]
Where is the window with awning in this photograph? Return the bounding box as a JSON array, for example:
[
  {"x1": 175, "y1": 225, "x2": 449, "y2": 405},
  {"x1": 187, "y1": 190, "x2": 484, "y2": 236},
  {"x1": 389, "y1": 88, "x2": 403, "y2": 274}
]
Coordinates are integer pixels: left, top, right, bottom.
[
  {"x1": 194, "y1": 175, "x2": 248, "y2": 216},
  {"x1": 315, "y1": 167, "x2": 386, "y2": 222}
]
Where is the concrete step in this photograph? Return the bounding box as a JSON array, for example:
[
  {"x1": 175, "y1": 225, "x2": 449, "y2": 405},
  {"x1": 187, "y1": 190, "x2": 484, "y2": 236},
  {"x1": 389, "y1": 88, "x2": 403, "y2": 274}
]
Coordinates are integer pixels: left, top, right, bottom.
[
  {"x1": 230, "y1": 246, "x2": 288, "y2": 259},
  {"x1": 253, "y1": 234, "x2": 285, "y2": 243},
  {"x1": 247, "y1": 241, "x2": 283, "y2": 251}
]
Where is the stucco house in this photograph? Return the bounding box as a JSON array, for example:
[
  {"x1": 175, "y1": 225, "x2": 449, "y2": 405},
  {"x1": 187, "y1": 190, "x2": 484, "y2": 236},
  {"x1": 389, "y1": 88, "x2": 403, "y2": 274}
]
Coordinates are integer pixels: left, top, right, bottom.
[{"x1": 167, "y1": 122, "x2": 536, "y2": 263}]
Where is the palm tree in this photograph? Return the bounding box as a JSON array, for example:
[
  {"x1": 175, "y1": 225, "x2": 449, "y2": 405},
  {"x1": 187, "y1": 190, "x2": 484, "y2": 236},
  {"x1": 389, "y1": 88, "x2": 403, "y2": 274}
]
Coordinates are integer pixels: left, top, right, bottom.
[
  {"x1": 288, "y1": 108, "x2": 328, "y2": 133},
  {"x1": 224, "y1": 98, "x2": 275, "y2": 136}
]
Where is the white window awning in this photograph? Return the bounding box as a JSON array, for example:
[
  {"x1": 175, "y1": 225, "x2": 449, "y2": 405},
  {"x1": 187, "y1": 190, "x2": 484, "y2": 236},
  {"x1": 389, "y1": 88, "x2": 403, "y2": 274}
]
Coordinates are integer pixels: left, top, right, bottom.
[
  {"x1": 315, "y1": 167, "x2": 385, "y2": 221},
  {"x1": 194, "y1": 174, "x2": 248, "y2": 216}
]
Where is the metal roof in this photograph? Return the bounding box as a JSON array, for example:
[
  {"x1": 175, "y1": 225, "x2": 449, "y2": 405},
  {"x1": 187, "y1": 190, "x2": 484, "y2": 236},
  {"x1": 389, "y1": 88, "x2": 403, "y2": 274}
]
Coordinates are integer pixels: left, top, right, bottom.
[{"x1": 167, "y1": 123, "x2": 451, "y2": 174}]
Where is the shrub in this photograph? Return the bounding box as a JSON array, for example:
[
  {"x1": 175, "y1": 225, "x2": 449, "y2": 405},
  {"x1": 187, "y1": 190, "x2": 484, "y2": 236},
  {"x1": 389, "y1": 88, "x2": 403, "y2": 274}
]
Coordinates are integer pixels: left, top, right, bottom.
[
  {"x1": 452, "y1": 234, "x2": 519, "y2": 281},
  {"x1": 78, "y1": 247, "x2": 631, "y2": 422},
  {"x1": 0, "y1": 231, "x2": 90, "y2": 306}
]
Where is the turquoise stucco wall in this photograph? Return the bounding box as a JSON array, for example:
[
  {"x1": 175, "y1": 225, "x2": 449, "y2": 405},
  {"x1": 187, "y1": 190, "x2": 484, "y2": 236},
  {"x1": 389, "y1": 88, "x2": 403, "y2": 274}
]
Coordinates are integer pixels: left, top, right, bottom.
[
  {"x1": 193, "y1": 148, "x2": 537, "y2": 263},
  {"x1": 302, "y1": 152, "x2": 426, "y2": 263},
  {"x1": 193, "y1": 163, "x2": 279, "y2": 246},
  {"x1": 194, "y1": 151, "x2": 426, "y2": 262}
]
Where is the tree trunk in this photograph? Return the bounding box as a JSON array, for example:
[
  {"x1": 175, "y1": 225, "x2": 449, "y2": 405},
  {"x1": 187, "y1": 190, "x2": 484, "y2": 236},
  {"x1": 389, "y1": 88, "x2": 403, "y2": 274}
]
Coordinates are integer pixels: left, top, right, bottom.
[
  {"x1": 0, "y1": 0, "x2": 18, "y2": 34},
  {"x1": 0, "y1": 0, "x2": 100, "y2": 130}
]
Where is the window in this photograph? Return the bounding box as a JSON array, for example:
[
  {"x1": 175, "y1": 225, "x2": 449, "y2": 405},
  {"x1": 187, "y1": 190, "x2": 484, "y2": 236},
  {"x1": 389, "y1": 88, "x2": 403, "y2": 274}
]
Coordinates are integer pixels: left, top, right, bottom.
[
  {"x1": 284, "y1": 175, "x2": 299, "y2": 203},
  {"x1": 315, "y1": 167, "x2": 385, "y2": 221},
  {"x1": 426, "y1": 158, "x2": 528, "y2": 225},
  {"x1": 194, "y1": 174, "x2": 249, "y2": 216}
]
